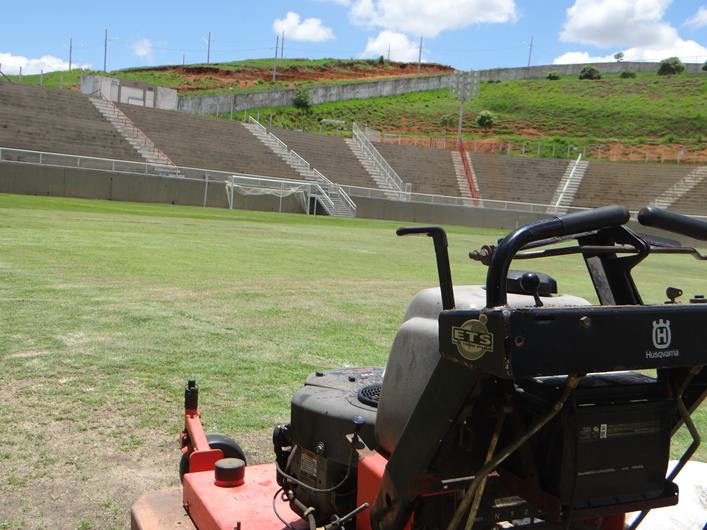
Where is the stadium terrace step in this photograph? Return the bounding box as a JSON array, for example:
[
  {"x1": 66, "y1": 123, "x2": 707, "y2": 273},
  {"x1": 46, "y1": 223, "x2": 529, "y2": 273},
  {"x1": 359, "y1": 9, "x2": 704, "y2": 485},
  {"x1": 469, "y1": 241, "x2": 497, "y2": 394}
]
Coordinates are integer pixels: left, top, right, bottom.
[
  {"x1": 243, "y1": 120, "x2": 355, "y2": 217},
  {"x1": 651, "y1": 166, "x2": 707, "y2": 210},
  {"x1": 549, "y1": 157, "x2": 589, "y2": 214},
  {"x1": 0, "y1": 82, "x2": 143, "y2": 161},
  {"x1": 90, "y1": 97, "x2": 179, "y2": 176},
  {"x1": 451, "y1": 150, "x2": 474, "y2": 200},
  {"x1": 344, "y1": 138, "x2": 404, "y2": 199}
]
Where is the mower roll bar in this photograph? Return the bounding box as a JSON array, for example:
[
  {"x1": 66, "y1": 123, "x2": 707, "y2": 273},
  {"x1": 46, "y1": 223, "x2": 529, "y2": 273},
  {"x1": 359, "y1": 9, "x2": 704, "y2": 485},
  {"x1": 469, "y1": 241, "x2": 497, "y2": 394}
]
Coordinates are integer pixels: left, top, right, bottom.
[
  {"x1": 485, "y1": 205, "x2": 630, "y2": 307},
  {"x1": 638, "y1": 206, "x2": 707, "y2": 241}
]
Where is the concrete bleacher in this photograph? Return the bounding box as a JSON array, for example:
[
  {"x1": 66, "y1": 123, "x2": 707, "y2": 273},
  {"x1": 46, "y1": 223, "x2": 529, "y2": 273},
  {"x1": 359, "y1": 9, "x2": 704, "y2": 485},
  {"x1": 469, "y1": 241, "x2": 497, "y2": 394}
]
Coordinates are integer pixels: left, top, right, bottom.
[
  {"x1": 0, "y1": 82, "x2": 142, "y2": 161},
  {"x1": 572, "y1": 161, "x2": 693, "y2": 211},
  {"x1": 119, "y1": 104, "x2": 300, "y2": 180},
  {"x1": 468, "y1": 153, "x2": 567, "y2": 204},
  {"x1": 269, "y1": 127, "x2": 378, "y2": 189},
  {"x1": 374, "y1": 142, "x2": 460, "y2": 196},
  {"x1": 666, "y1": 179, "x2": 707, "y2": 217}
]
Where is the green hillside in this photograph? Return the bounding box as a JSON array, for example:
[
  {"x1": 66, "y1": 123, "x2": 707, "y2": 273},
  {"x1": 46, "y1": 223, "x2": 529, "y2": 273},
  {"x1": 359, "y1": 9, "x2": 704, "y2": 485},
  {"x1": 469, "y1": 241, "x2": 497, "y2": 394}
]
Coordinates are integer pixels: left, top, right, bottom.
[{"x1": 244, "y1": 71, "x2": 706, "y2": 155}]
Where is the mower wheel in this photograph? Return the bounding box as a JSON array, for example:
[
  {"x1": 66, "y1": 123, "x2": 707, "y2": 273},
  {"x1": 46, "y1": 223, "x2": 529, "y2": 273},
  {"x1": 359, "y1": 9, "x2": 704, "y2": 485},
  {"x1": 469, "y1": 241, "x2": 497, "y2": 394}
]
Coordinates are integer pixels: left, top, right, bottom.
[{"x1": 179, "y1": 434, "x2": 247, "y2": 482}]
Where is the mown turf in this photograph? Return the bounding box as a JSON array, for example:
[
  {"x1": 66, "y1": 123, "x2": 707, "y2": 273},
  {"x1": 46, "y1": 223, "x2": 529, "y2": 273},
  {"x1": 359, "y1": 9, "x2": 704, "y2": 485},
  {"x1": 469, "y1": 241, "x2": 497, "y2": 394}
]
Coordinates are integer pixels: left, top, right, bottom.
[{"x1": 0, "y1": 194, "x2": 704, "y2": 528}]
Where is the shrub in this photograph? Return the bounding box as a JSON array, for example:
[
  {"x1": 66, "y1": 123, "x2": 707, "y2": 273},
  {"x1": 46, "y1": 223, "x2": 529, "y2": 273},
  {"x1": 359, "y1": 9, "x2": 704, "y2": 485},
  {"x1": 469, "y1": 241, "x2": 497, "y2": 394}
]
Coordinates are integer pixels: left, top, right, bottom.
[
  {"x1": 476, "y1": 110, "x2": 495, "y2": 129},
  {"x1": 293, "y1": 88, "x2": 311, "y2": 110},
  {"x1": 657, "y1": 57, "x2": 685, "y2": 76},
  {"x1": 546, "y1": 71, "x2": 561, "y2": 80},
  {"x1": 619, "y1": 70, "x2": 636, "y2": 79},
  {"x1": 702, "y1": 60, "x2": 707, "y2": 72},
  {"x1": 377, "y1": 55, "x2": 385, "y2": 65},
  {"x1": 578, "y1": 65, "x2": 601, "y2": 80}
]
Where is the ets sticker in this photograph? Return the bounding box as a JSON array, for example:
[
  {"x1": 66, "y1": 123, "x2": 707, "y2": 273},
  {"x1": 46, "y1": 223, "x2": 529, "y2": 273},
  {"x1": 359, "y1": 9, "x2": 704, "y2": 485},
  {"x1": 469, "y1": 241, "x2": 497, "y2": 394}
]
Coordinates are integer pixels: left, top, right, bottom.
[{"x1": 452, "y1": 319, "x2": 494, "y2": 361}]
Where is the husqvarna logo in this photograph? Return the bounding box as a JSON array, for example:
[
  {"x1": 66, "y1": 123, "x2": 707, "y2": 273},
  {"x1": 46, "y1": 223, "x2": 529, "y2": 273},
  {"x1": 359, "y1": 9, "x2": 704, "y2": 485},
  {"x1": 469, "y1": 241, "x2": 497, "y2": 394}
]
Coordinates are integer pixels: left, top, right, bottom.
[{"x1": 652, "y1": 319, "x2": 671, "y2": 349}]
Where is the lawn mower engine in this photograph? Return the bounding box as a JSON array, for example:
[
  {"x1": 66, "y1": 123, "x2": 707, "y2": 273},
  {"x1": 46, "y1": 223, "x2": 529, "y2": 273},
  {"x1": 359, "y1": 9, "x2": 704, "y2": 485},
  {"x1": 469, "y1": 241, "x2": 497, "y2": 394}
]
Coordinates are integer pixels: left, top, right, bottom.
[{"x1": 132, "y1": 205, "x2": 706, "y2": 530}]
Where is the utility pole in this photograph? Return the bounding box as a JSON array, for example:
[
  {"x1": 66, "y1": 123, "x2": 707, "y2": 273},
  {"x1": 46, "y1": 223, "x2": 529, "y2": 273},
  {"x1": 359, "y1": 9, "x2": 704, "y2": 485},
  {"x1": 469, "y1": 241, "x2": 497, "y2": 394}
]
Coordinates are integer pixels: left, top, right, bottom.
[
  {"x1": 387, "y1": 42, "x2": 390, "y2": 61},
  {"x1": 207, "y1": 32, "x2": 211, "y2": 64},
  {"x1": 417, "y1": 37, "x2": 423, "y2": 73},
  {"x1": 69, "y1": 38, "x2": 72, "y2": 72},
  {"x1": 103, "y1": 29, "x2": 108, "y2": 72},
  {"x1": 527, "y1": 36, "x2": 534, "y2": 68},
  {"x1": 182, "y1": 53, "x2": 185, "y2": 65},
  {"x1": 272, "y1": 35, "x2": 279, "y2": 81},
  {"x1": 281, "y1": 32, "x2": 285, "y2": 59}
]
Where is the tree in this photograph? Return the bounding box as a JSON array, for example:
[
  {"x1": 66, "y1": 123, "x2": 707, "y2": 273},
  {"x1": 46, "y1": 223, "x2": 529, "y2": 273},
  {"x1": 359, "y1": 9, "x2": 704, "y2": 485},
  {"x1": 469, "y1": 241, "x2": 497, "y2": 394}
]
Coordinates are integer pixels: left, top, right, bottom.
[
  {"x1": 614, "y1": 52, "x2": 624, "y2": 62},
  {"x1": 657, "y1": 57, "x2": 685, "y2": 76},
  {"x1": 292, "y1": 88, "x2": 311, "y2": 110},
  {"x1": 476, "y1": 110, "x2": 495, "y2": 130},
  {"x1": 702, "y1": 60, "x2": 707, "y2": 72},
  {"x1": 578, "y1": 65, "x2": 601, "y2": 80}
]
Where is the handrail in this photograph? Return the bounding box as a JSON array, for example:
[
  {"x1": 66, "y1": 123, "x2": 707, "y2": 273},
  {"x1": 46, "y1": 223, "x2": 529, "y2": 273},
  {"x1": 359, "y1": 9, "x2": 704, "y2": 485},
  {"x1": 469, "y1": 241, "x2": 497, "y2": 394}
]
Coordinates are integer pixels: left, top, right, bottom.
[
  {"x1": 352, "y1": 122, "x2": 406, "y2": 192},
  {"x1": 91, "y1": 95, "x2": 178, "y2": 168},
  {"x1": 458, "y1": 140, "x2": 479, "y2": 200},
  {"x1": 8, "y1": 146, "x2": 701, "y2": 219},
  {"x1": 554, "y1": 153, "x2": 583, "y2": 207}
]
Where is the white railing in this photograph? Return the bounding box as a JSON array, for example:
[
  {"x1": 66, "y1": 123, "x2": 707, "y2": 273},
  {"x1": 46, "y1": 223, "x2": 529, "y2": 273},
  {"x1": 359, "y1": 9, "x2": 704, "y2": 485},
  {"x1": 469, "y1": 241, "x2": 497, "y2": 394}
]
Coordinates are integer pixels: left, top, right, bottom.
[
  {"x1": 5, "y1": 146, "x2": 703, "y2": 219},
  {"x1": 352, "y1": 122, "x2": 408, "y2": 194},
  {"x1": 554, "y1": 153, "x2": 583, "y2": 208}
]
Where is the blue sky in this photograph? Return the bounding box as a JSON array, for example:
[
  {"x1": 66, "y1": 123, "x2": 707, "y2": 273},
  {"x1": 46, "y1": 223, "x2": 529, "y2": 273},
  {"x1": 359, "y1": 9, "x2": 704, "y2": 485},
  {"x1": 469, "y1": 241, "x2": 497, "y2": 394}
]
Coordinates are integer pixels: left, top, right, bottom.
[{"x1": 0, "y1": 0, "x2": 705, "y2": 75}]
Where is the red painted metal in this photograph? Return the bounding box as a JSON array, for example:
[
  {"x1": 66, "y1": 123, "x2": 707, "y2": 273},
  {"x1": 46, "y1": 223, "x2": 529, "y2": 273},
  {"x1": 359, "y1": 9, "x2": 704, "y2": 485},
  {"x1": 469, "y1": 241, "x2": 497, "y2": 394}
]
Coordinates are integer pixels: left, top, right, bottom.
[
  {"x1": 356, "y1": 452, "x2": 412, "y2": 530},
  {"x1": 458, "y1": 140, "x2": 480, "y2": 200},
  {"x1": 183, "y1": 463, "x2": 303, "y2": 530},
  {"x1": 181, "y1": 408, "x2": 223, "y2": 473}
]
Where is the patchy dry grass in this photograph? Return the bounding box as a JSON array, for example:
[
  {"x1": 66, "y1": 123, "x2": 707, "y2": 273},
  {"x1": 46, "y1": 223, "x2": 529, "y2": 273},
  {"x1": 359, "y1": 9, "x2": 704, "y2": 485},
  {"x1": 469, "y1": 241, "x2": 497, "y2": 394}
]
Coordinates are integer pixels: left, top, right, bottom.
[{"x1": 0, "y1": 194, "x2": 704, "y2": 528}]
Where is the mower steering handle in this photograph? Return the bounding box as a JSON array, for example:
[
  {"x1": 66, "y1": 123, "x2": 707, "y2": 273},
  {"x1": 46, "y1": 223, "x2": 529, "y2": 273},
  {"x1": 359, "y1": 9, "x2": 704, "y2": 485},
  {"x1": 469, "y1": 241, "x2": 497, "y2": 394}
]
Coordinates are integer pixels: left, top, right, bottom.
[
  {"x1": 638, "y1": 206, "x2": 707, "y2": 241},
  {"x1": 485, "y1": 205, "x2": 630, "y2": 307}
]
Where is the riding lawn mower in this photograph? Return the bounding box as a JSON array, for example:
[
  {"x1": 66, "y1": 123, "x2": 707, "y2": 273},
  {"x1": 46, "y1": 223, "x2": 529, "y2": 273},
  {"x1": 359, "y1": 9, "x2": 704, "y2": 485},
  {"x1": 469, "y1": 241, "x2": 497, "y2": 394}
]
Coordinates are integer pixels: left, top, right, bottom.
[{"x1": 132, "y1": 205, "x2": 706, "y2": 530}]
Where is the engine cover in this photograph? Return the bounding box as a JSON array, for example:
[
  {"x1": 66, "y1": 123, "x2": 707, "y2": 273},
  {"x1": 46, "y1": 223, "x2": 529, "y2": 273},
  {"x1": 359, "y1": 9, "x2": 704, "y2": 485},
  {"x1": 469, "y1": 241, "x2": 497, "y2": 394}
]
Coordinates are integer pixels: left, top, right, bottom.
[{"x1": 284, "y1": 367, "x2": 383, "y2": 524}]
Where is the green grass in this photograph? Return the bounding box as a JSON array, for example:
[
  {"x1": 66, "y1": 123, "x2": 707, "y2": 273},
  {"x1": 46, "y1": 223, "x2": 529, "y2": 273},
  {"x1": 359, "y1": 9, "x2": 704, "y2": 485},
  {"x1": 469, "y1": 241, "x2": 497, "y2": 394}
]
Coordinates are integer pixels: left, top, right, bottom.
[
  {"x1": 0, "y1": 194, "x2": 704, "y2": 528},
  {"x1": 245, "y1": 72, "x2": 707, "y2": 148}
]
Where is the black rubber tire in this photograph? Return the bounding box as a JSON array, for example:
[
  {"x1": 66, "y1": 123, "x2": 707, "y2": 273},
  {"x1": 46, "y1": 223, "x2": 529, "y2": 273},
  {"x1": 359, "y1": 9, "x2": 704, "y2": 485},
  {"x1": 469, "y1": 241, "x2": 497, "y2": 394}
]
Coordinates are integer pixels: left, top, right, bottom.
[{"x1": 179, "y1": 433, "x2": 247, "y2": 482}]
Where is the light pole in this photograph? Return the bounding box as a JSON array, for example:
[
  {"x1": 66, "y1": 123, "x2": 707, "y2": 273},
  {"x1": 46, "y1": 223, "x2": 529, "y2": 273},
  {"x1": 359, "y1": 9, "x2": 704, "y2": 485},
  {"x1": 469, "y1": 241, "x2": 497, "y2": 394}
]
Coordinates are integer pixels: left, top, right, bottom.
[{"x1": 450, "y1": 70, "x2": 480, "y2": 144}]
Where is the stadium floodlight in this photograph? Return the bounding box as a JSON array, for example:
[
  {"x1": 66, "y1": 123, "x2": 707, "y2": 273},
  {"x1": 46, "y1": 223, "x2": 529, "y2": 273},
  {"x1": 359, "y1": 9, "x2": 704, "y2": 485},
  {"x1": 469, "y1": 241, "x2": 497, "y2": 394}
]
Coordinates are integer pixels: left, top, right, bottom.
[{"x1": 451, "y1": 70, "x2": 480, "y2": 143}]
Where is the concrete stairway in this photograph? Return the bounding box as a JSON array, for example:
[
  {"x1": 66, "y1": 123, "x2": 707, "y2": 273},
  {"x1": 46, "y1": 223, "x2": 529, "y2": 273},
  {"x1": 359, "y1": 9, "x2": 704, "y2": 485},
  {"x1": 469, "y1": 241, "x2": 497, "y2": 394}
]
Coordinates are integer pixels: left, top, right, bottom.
[
  {"x1": 90, "y1": 97, "x2": 178, "y2": 175},
  {"x1": 651, "y1": 166, "x2": 707, "y2": 209},
  {"x1": 549, "y1": 157, "x2": 589, "y2": 213},
  {"x1": 451, "y1": 150, "x2": 474, "y2": 200},
  {"x1": 243, "y1": 120, "x2": 355, "y2": 217},
  {"x1": 345, "y1": 138, "x2": 402, "y2": 199}
]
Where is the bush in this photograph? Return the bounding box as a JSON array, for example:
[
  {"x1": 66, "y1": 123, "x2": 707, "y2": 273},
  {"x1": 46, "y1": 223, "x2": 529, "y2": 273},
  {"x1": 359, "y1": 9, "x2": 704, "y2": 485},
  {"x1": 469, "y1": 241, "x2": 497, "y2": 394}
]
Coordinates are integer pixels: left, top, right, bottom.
[
  {"x1": 293, "y1": 88, "x2": 311, "y2": 110},
  {"x1": 476, "y1": 110, "x2": 495, "y2": 129},
  {"x1": 619, "y1": 70, "x2": 636, "y2": 79},
  {"x1": 377, "y1": 55, "x2": 385, "y2": 65},
  {"x1": 546, "y1": 71, "x2": 561, "y2": 80},
  {"x1": 578, "y1": 65, "x2": 601, "y2": 80},
  {"x1": 702, "y1": 60, "x2": 707, "y2": 72},
  {"x1": 657, "y1": 57, "x2": 685, "y2": 76}
]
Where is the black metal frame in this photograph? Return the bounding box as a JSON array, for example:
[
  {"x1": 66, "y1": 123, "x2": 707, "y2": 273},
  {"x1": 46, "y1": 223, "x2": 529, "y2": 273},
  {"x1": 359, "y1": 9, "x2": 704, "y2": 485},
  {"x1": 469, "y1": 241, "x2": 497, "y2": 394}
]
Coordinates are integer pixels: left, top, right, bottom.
[{"x1": 370, "y1": 206, "x2": 707, "y2": 530}]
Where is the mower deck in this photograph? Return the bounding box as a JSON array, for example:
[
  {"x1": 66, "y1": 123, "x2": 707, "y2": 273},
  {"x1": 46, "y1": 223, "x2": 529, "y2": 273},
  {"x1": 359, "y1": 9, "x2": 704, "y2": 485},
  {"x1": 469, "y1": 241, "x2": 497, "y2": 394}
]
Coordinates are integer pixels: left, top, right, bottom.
[{"x1": 131, "y1": 464, "x2": 304, "y2": 530}]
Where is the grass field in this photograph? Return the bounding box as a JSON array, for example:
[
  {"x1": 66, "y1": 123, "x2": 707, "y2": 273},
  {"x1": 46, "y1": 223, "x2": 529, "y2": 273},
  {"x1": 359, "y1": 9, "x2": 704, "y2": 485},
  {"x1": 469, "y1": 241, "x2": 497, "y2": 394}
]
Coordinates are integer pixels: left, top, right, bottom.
[{"x1": 1, "y1": 194, "x2": 705, "y2": 529}]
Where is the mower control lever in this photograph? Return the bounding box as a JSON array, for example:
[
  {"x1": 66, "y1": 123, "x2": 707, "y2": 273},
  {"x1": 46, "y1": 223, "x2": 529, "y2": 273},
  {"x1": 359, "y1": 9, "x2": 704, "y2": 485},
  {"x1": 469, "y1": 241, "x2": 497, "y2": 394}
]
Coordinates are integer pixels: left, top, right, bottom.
[
  {"x1": 396, "y1": 226, "x2": 455, "y2": 310},
  {"x1": 486, "y1": 205, "x2": 630, "y2": 307},
  {"x1": 638, "y1": 206, "x2": 707, "y2": 241}
]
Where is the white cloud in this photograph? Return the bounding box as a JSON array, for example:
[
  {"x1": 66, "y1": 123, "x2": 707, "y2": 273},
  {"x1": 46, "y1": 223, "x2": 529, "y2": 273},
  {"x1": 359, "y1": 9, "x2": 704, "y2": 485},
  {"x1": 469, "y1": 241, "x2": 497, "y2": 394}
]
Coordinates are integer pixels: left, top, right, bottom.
[
  {"x1": 273, "y1": 12, "x2": 335, "y2": 42},
  {"x1": 131, "y1": 38, "x2": 154, "y2": 63},
  {"x1": 556, "y1": 0, "x2": 707, "y2": 64},
  {"x1": 349, "y1": 0, "x2": 517, "y2": 38},
  {"x1": 0, "y1": 52, "x2": 89, "y2": 75},
  {"x1": 685, "y1": 6, "x2": 707, "y2": 29},
  {"x1": 359, "y1": 30, "x2": 422, "y2": 62}
]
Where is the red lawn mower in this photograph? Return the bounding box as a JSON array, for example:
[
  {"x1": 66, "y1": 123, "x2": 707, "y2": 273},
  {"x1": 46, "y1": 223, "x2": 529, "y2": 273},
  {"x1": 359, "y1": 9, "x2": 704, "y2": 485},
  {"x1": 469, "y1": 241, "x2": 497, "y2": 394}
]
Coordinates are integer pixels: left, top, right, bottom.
[{"x1": 132, "y1": 205, "x2": 706, "y2": 530}]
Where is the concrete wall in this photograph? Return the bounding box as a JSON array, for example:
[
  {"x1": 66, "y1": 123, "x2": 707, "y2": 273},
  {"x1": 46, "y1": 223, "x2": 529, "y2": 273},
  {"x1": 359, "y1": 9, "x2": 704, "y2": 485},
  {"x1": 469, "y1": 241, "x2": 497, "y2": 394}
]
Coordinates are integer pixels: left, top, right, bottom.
[
  {"x1": 178, "y1": 74, "x2": 455, "y2": 114},
  {"x1": 176, "y1": 61, "x2": 703, "y2": 115},
  {"x1": 0, "y1": 162, "x2": 306, "y2": 214},
  {"x1": 479, "y1": 61, "x2": 704, "y2": 81},
  {"x1": 80, "y1": 75, "x2": 178, "y2": 110}
]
